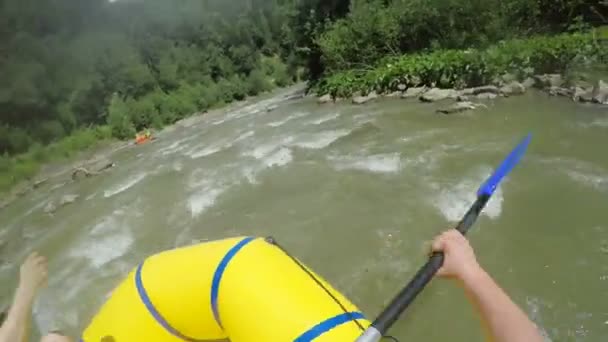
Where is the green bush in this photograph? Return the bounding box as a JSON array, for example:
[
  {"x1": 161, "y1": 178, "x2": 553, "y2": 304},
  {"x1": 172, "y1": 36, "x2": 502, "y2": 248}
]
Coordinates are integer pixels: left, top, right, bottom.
[
  {"x1": 316, "y1": 32, "x2": 606, "y2": 97},
  {"x1": 107, "y1": 94, "x2": 136, "y2": 139},
  {"x1": 246, "y1": 70, "x2": 272, "y2": 96},
  {"x1": 127, "y1": 95, "x2": 161, "y2": 131}
]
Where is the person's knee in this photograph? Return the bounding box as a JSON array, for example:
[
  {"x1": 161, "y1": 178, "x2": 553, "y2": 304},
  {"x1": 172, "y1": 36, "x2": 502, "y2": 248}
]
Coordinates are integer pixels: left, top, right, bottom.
[{"x1": 40, "y1": 333, "x2": 72, "y2": 342}]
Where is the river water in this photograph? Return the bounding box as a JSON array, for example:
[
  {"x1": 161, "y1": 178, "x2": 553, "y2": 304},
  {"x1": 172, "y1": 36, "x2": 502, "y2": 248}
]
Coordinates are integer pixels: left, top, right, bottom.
[{"x1": 1, "y1": 87, "x2": 607, "y2": 341}]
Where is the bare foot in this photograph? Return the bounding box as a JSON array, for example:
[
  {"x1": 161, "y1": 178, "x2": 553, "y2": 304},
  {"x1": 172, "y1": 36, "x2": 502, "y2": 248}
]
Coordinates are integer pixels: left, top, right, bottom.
[
  {"x1": 40, "y1": 333, "x2": 72, "y2": 342},
  {"x1": 18, "y1": 252, "x2": 48, "y2": 297}
]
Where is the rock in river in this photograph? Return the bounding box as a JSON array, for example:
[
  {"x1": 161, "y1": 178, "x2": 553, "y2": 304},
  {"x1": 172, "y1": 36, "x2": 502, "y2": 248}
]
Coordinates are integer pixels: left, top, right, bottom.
[
  {"x1": 419, "y1": 88, "x2": 459, "y2": 102},
  {"x1": 592, "y1": 80, "x2": 608, "y2": 105},
  {"x1": 352, "y1": 91, "x2": 378, "y2": 105},
  {"x1": 534, "y1": 74, "x2": 564, "y2": 88},
  {"x1": 437, "y1": 101, "x2": 485, "y2": 114},
  {"x1": 401, "y1": 86, "x2": 427, "y2": 99},
  {"x1": 500, "y1": 81, "x2": 526, "y2": 96},
  {"x1": 462, "y1": 85, "x2": 500, "y2": 96},
  {"x1": 573, "y1": 86, "x2": 594, "y2": 102},
  {"x1": 476, "y1": 93, "x2": 498, "y2": 100},
  {"x1": 318, "y1": 94, "x2": 332, "y2": 104},
  {"x1": 44, "y1": 194, "x2": 80, "y2": 214},
  {"x1": 548, "y1": 86, "x2": 573, "y2": 97},
  {"x1": 522, "y1": 77, "x2": 536, "y2": 89}
]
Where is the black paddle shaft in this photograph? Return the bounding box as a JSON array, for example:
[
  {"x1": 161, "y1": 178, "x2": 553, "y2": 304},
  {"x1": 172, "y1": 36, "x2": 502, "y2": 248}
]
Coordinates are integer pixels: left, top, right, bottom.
[{"x1": 372, "y1": 194, "x2": 491, "y2": 334}]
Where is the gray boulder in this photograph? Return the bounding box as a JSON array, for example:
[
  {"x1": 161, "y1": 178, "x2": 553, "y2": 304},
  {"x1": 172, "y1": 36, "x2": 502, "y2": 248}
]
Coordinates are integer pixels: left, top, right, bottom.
[
  {"x1": 500, "y1": 81, "x2": 526, "y2": 96},
  {"x1": 592, "y1": 80, "x2": 608, "y2": 104},
  {"x1": 401, "y1": 86, "x2": 427, "y2": 99},
  {"x1": 548, "y1": 86, "x2": 573, "y2": 97},
  {"x1": 462, "y1": 85, "x2": 500, "y2": 96},
  {"x1": 419, "y1": 88, "x2": 459, "y2": 102},
  {"x1": 397, "y1": 84, "x2": 407, "y2": 91},
  {"x1": 534, "y1": 74, "x2": 564, "y2": 88},
  {"x1": 476, "y1": 93, "x2": 498, "y2": 100},
  {"x1": 456, "y1": 95, "x2": 471, "y2": 102},
  {"x1": 352, "y1": 91, "x2": 378, "y2": 105},
  {"x1": 318, "y1": 94, "x2": 332, "y2": 104},
  {"x1": 522, "y1": 77, "x2": 536, "y2": 89},
  {"x1": 385, "y1": 91, "x2": 402, "y2": 98},
  {"x1": 437, "y1": 101, "x2": 485, "y2": 115},
  {"x1": 573, "y1": 86, "x2": 594, "y2": 102},
  {"x1": 409, "y1": 75, "x2": 422, "y2": 86}
]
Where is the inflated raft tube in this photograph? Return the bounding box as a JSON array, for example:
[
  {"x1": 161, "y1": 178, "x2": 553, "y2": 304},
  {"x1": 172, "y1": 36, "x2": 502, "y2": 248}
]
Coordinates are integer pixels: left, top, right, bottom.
[{"x1": 82, "y1": 237, "x2": 369, "y2": 342}]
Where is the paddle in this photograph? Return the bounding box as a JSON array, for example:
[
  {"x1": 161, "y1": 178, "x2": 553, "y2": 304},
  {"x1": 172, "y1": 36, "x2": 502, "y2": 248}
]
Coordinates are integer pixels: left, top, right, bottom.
[{"x1": 355, "y1": 134, "x2": 532, "y2": 342}]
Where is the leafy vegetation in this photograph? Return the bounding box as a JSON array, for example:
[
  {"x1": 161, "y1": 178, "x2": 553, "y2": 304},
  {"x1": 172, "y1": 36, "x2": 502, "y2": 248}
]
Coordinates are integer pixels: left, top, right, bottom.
[
  {"x1": 316, "y1": 32, "x2": 608, "y2": 97},
  {"x1": 0, "y1": 0, "x2": 606, "y2": 192},
  {"x1": 314, "y1": 0, "x2": 606, "y2": 76}
]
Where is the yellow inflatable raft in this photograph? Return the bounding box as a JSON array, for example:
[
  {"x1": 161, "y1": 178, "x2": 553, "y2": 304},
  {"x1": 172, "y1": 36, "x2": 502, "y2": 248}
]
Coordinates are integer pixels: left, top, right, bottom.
[{"x1": 82, "y1": 237, "x2": 369, "y2": 342}]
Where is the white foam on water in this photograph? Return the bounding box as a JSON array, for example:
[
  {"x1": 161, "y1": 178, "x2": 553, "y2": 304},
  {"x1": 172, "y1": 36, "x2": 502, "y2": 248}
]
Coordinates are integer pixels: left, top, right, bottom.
[
  {"x1": 310, "y1": 112, "x2": 340, "y2": 125},
  {"x1": 69, "y1": 214, "x2": 134, "y2": 268},
  {"x1": 263, "y1": 147, "x2": 293, "y2": 168},
  {"x1": 188, "y1": 187, "x2": 225, "y2": 218},
  {"x1": 267, "y1": 112, "x2": 308, "y2": 127},
  {"x1": 172, "y1": 161, "x2": 183, "y2": 172},
  {"x1": 189, "y1": 145, "x2": 223, "y2": 159},
  {"x1": 158, "y1": 140, "x2": 188, "y2": 156},
  {"x1": 232, "y1": 130, "x2": 255, "y2": 144},
  {"x1": 400, "y1": 128, "x2": 447, "y2": 143},
  {"x1": 565, "y1": 168, "x2": 608, "y2": 191},
  {"x1": 329, "y1": 153, "x2": 402, "y2": 173},
  {"x1": 241, "y1": 166, "x2": 259, "y2": 184},
  {"x1": 433, "y1": 168, "x2": 504, "y2": 222},
  {"x1": 245, "y1": 136, "x2": 294, "y2": 159},
  {"x1": 291, "y1": 129, "x2": 351, "y2": 149},
  {"x1": 580, "y1": 117, "x2": 608, "y2": 128},
  {"x1": 104, "y1": 172, "x2": 147, "y2": 198}
]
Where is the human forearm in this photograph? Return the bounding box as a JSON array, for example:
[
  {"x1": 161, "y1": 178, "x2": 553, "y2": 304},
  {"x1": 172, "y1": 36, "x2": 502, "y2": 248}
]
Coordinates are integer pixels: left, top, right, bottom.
[
  {"x1": 462, "y1": 267, "x2": 544, "y2": 342},
  {"x1": 0, "y1": 284, "x2": 34, "y2": 342}
]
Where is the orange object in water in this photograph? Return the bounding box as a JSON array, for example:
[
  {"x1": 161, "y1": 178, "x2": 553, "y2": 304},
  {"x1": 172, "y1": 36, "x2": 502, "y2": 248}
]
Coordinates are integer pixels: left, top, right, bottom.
[{"x1": 135, "y1": 134, "x2": 150, "y2": 145}]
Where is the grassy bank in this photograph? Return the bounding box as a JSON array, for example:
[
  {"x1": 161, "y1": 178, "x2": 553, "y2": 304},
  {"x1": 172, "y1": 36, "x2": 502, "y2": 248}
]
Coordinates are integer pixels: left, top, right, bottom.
[
  {"x1": 0, "y1": 70, "x2": 296, "y2": 195},
  {"x1": 0, "y1": 126, "x2": 115, "y2": 193},
  {"x1": 316, "y1": 31, "x2": 608, "y2": 98}
]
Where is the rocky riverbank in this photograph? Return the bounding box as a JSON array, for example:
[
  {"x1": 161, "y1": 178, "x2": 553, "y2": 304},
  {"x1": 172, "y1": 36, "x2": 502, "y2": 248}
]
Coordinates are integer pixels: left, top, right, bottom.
[{"x1": 318, "y1": 73, "x2": 608, "y2": 114}]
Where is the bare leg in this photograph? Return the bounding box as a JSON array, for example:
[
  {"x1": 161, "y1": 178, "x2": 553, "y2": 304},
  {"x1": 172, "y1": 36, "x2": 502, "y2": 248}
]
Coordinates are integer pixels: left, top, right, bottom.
[{"x1": 0, "y1": 252, "x2": 48, "y2": 342}]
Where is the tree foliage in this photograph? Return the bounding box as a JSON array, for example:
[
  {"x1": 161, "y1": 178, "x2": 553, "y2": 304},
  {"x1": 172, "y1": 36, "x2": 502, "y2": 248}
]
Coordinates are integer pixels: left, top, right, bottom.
[{"x1": 0, "y1": 0, "x2": 299, "y2": 157}]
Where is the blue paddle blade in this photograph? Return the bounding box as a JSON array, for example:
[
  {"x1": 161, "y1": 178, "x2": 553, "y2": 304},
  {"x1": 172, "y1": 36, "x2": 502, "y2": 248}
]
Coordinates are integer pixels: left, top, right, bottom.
[{"x1": 477, "y1": 134, "x2": 532, "y2": 197}]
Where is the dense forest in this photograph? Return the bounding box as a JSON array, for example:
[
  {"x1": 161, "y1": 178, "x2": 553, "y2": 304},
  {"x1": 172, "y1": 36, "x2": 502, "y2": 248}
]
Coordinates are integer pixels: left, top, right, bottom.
[{"x1": 0, "y1": 0, "x2": 606, "y2": 191}]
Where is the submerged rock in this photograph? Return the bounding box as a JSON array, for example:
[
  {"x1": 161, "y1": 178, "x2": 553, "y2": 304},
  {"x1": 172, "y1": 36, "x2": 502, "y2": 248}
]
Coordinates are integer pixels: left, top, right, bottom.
[
  {"x1": 44, "y1": 194, "x2": 80, "y2": 214},
  {"x1": 352, "y1": 91, "x2": 378, "y2": 105},
  {"x1": 419, "y1": 88, "x2": 459, "y2": 102},
  {"x1": 266, "y1": 104, "x2": 279, "y2": 112},
  {"x1": 59, "y1": 194, "x2": 79, "y2": 207},
  {"x1": 401, "y1": 86, "x2": 427, "y2": 99},
  {"x1": 437, "y1": 101, "x2": 484, "y2": 114}
]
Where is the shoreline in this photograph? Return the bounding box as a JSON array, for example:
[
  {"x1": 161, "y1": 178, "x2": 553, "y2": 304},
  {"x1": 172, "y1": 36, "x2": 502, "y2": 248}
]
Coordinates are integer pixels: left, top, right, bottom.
[{"x1": 0, "y1": 84, "x2": 306, "y2": 211}]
